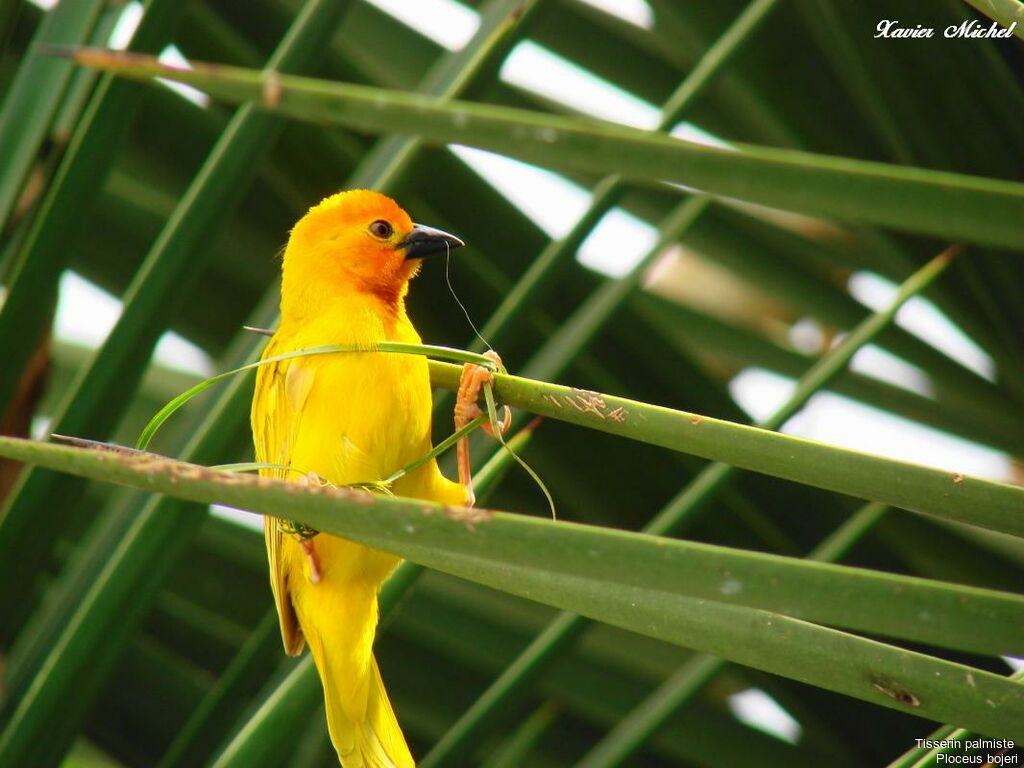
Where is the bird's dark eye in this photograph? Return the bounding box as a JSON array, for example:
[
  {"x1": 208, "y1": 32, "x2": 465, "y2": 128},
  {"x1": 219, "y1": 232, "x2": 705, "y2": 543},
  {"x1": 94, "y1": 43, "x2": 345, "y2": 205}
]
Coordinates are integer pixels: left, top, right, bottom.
[{"x1": 369, "y1": 220, "x2": 393, "y2": 239}]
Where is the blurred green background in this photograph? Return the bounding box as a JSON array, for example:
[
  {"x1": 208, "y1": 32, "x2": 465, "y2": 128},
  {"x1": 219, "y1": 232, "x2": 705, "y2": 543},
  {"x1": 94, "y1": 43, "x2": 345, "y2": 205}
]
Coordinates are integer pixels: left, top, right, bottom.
[{"x1": 1, "y1": 1, "x2": 1022, "y2": 766}]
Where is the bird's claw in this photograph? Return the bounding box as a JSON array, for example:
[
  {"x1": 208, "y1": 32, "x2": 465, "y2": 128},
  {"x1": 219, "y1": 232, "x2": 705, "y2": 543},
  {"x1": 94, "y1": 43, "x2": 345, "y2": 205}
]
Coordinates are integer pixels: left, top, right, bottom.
[
  {"x1": 297, "y1": 471, "x2": 324, "y2": 583},
  {"x1": 455, "y1": 350, "x2": 510, "y2": 507}
]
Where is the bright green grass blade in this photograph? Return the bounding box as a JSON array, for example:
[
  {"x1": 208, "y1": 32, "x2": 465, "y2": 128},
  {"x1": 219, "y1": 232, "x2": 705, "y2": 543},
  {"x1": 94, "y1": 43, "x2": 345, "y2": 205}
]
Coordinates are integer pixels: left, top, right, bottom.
[
  {"x1": 135, "y1": 341, "x2": 497, "y2": 450},
  {"x1": 483, "y1": 380, "x2": 555, "y2": 519},
  {"x1": 209, "y1": 462, "x2": 308, "y2": 476},
  {"x1": 54, "y1": 47, "x2": 1024, "y2": 248},
  {"x1": 384, "y1": 414, "x2": 487, "y2": 485}
]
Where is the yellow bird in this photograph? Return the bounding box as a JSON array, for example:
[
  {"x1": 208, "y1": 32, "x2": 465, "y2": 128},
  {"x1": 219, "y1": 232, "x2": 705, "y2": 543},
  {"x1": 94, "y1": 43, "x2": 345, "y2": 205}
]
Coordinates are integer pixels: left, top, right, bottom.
[{"x1": 251, "y1": 189, "x2": 494, "y2": 766}]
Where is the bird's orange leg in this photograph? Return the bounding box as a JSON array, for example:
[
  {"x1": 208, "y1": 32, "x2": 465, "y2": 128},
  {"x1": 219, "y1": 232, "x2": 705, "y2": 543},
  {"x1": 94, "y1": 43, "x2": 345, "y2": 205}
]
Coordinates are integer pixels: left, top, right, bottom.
[
  {"x1": 299, "y1": 538, "x2": 322, "y2": 584},
  {"x1": 455, "y1": 350, "x2": 511, "y2": 507},
  {"x1": 297, "y1": 471, "x2": 324, "y2": 584}
]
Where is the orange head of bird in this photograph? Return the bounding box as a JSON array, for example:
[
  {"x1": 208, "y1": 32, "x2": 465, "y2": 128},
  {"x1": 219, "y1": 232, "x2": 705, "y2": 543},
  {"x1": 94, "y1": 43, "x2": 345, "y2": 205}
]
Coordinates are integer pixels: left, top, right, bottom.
[{"x1": 280, "y1": 189, "x2": 464, "y2": 316}]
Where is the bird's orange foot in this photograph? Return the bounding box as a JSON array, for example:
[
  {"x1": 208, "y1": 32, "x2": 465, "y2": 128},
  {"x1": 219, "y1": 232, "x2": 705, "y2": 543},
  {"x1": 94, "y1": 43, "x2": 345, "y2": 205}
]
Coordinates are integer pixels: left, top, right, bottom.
[
  {"x1": 455, "y1": 350, "x2": 511, "y2": 507},
  {"x1": 296, "y1": 471, "x2": 324, "y2": 584},
  {"x1": 299, "y1": 538, "x2": 322, "y2": 584}
]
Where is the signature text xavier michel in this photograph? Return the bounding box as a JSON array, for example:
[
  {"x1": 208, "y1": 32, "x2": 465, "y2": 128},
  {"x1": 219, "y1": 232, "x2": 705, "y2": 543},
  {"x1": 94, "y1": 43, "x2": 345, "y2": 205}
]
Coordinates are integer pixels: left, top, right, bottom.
[{"x1": 876, "y1": 19, "x2": 1017, "y2": 39}]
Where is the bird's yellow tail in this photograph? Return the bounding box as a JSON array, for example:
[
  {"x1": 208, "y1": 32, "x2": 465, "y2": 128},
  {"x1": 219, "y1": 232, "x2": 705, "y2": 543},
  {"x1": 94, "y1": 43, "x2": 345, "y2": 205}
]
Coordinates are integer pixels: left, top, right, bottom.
[{"x1": 306, "y1": 619, "x2": 414, "y2": 768}]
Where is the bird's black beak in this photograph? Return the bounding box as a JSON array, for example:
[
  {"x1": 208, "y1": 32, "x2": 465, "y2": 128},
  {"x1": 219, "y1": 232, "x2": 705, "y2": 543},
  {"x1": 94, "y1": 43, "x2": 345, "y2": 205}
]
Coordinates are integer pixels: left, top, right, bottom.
[{"x1": 399, "y1": 223, "x2": 465, "y2": 260}]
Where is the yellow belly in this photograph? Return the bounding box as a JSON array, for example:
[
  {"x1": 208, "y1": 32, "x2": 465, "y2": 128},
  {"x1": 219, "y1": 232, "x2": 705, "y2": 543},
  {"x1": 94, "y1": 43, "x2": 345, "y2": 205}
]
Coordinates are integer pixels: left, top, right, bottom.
[{"x1": 265, "y1": 308, "x2": 465, "y2": 588}]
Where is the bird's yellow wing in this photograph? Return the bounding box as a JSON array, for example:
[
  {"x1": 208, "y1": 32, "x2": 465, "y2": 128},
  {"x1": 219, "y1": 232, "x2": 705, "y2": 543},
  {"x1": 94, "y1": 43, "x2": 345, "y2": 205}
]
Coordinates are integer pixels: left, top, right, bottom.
[{"x1": 251, "y1": 345, "x2": 315, "y2": 656}]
